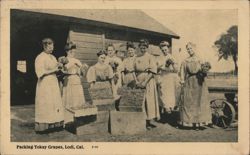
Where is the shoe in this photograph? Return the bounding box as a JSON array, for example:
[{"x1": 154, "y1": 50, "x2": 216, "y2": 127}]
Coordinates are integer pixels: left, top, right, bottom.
[
  {"x1": 207, "y1": 124, "x2": 214, "y2": 128},
  {"x1": 165, "y1": 108, "x2": 172, "y2": 114},
  {"x1": 146, "y1": 120, "x2": 157, "y2": 129},
  {"x1": 148, "y1": 123, "x2": 156, "y2": 128}
]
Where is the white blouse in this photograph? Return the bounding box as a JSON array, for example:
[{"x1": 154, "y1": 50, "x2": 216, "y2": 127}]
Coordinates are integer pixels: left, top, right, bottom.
[{"x1": 35, "y1": 52, "x2": 58, "y2": 78}]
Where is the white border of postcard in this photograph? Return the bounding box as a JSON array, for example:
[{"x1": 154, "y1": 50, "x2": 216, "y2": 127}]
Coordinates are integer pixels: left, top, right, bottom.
[{"x1": 1, "y1": 1, "x2": 249, "y2": 155}]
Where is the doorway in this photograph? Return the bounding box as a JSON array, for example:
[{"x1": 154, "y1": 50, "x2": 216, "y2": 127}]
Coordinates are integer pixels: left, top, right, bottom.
[{"x1": 11, "y1": 10, "x2": 69, "y2": 105}]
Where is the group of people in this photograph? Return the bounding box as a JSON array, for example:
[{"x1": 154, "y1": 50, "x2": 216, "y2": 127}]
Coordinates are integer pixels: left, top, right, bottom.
[
  {"x1": 34, "y1": 38, "x2": 86, "y2": 133},
  {"x1": 34, "y1": 37, "x2": 212, "y2": 134}
]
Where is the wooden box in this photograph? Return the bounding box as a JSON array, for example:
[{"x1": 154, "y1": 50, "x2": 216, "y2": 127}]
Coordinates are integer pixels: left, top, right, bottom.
[
  {"x1": 64, "y1": 105, "x2": 112, "y2": 135},
  {"x1": 92, "y1": 99, "x2": 115, "y2": 111},
  {"x1": 75, "y1": 111, "x2": 111, "y2": 135},
  {"x1": 117, "y1": 87, "x2": 145, "y2": 107},
  {"x1": 67, "y1": 105, "x2": 98, "y2": 117},
  {"x1": 118, "y1": 106, "x2": 144, "y2": 112},
  {"x1": 89, "y1": 82, "x2": 113, "y2": 100}
]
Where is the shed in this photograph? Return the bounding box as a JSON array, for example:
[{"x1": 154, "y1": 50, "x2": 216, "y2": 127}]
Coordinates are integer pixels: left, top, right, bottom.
[{"x1": 11, "y1": 9, "x2": 179, "y2": 105}]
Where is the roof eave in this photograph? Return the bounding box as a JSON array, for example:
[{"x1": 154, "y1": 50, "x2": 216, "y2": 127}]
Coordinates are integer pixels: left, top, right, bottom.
[
  {"x1": 68, "y1": 16, "x2": 180, "y2": 39},
  {"x1": 15, "y1": 9, "x2": 180, "y2": 39}
]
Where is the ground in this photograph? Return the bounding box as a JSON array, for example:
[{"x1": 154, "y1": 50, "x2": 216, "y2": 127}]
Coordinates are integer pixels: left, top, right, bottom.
[
  {"x1": 10, "y1": 78, "x2": 238, "y2": 142},
  {"x1": 11, "y1": 104, "x2": 237, "y2": 142}
]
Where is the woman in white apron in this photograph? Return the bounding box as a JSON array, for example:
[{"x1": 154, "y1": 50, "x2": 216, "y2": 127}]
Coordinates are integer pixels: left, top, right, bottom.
[
  {"x1": 34, "y1": 38, "x2": 64, "y2": 133},
  {"x1": 134, "y1": 39, "x2": 160, "y2": 129},
  {"x1": 86, "y1": 50, "x2": 114, "y2": 99},
  {"x1": 61, "y1": 42, "x2": 89, "y2": 124},
  {"x1": 179, "y1": 42, "x2": 212, "y2": 130},
  {"x1": 157, "y1": 41, "x2": 179, "y2": 114},
  {"x1": 121, "y1": 42, "x2": 137, "y2": 86},
  {"x1": 105, "y1": 44, "x2": 123, "y2": 100}
]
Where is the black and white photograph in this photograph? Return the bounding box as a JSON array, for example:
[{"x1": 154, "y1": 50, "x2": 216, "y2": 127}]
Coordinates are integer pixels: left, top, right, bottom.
[{"x1": 1, "y1": 1, "x2": 249, "y2": 155}]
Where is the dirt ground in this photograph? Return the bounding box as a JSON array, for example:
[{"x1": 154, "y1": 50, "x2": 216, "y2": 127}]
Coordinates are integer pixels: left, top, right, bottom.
[{"x1": 11, "y1": 104, "x2": 237, "y2": 142}]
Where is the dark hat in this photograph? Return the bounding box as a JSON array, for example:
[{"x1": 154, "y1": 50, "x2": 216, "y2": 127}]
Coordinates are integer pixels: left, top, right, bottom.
[
  {"x1": 42, "y1": 38, "x2": 54, "y2": 45},
  {"x1": 138, "y1": 39, "x2": 149, "y2": 48},
  {"x1": 106, "y1": 43, "x2": 115, "y2": 50},
  {"x1": 159, "y1": 41, "x2": 170, "y2": 48},
  {"x1": 126, "y1": 41, "x2": 136, "y2": 49},
  {"x1": 97, "y1": 50, "x2": 107, "y2": 57},
  {"x1": 64, "y1": 41, "x2": 76, "y2": 51}
]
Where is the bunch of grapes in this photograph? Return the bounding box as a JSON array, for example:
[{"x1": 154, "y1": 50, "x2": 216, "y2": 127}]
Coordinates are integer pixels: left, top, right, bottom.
[
  {"x1": 165, "y1": 58, "x2": 174, "y2": 67},
  {"x1": 201, "y1": 62, "x2": 211, "y2": 73},
  {"x1": 58, "y1": 56, "x2": 69, "y2": 65},
  {"x1": 109, "y1": 61, "x2": 119, "y2": 72},
  {"x1": 196, "y1": 61, "x2": 211, "y2": 85}
]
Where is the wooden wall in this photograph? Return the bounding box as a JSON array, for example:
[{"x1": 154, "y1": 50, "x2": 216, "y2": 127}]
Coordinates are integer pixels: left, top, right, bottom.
[
  {"x1": 68, "y1": 23, "x2": 173, "y2": 102},
  {"x1": 10, "y1": 10, "x2": 176, "y2": 105},
  {"x1": 69, "y1": 25, "x2": 105, "y2": 66}
]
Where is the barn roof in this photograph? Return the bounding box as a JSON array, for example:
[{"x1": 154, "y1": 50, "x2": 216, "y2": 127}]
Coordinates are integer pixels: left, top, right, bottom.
[{"x1": 24, "y1": 9, "x2": 179, "y2": 39}]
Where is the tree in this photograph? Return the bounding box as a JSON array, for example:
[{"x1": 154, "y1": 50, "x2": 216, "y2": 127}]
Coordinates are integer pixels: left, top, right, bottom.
[{"x1": 214, "y1": 25, "x2": 238, "y2": 75}]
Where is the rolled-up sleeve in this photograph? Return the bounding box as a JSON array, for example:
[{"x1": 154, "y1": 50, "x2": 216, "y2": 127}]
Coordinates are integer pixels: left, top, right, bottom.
[{"x1": 75, "y1": 59, "x2": 83, "y2": 68}]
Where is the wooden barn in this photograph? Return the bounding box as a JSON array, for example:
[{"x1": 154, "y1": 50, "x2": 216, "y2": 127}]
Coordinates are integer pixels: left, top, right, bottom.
[{"x1": 11, "y1": 9, "x2": 180, "y2": 105}]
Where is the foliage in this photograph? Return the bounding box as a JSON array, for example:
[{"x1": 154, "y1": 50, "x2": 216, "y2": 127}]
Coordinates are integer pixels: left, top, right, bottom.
[{"x1": 214, "y1": 25, "x2": 238, "y2": 74}]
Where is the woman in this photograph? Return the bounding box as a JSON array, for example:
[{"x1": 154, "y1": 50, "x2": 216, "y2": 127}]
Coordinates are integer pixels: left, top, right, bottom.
[
  {"x1": 121, "y1": 42, "x2": 137, "y2": 86},
  {"x1": 105, "y1": 44, "x2": 123, "y2": 100},
  {"x1": 157, "y1": 41, "x2": 179, "y2": 113},
  {"x1": 34, "y1": 38, "x2": 64, "y2": 133},
  {"x1": 62, "y1": 42, "x2": 88, "y2": 124},
  {"x1": 86, "y1": 50, "x2": 114, "y2": 98},
  {"x1": 134, "y1": 39, "x2": 160, "y2": 129},
  {"x1": 179, "y1": 42, "x2": 212, "y2": 130}
]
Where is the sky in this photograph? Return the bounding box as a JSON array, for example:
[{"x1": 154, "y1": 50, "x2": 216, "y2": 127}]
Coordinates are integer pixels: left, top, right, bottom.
[{"x1": 143, "y1": 9, "x2": 238, "y2": 72}]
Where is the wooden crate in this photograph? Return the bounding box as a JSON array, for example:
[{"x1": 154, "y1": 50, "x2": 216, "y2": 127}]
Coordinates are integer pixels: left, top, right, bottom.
[
  {"x1": 118, "y1": 106, "x2": 144, "y2": 112},
  {"x1": 67, "y1": 105, "x2": 98, "y2": 117},
  {"x1": 66, "y1": 111, "x2": 111, "y2": 135},
  {"x1": 92, "y1": 99, "x2": 116, "y2": 111},
  {"x1": 89, "y1": 82, "x2": 113, "y2": 100},
  {"x1": 75, "y1": 111, "x2": 110, "y2": 135},
  {"x1": 118, "y1": 87, "x2": 145, "y2": 107}
]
